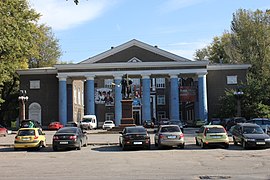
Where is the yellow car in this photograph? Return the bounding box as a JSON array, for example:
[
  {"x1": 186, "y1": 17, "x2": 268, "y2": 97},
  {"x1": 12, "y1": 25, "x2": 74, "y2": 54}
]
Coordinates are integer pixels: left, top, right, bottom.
[
  {"x1": 195, "y1": 125, "x2": 229, "y2": 149},
  {"x1": 14, "y1": 128, "x2": 46, "y2": 150}
]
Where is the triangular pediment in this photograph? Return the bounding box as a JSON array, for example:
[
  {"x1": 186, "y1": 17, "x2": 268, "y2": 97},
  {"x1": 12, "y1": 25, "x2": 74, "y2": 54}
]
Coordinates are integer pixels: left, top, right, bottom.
[{"x1": 79, "y1": 39, "x2": 191, "y2": 64}]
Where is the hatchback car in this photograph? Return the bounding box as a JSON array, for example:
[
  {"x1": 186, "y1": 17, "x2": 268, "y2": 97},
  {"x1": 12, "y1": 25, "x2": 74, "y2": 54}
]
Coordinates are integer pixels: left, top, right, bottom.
[
  {"x1": 119, "y1": 126, "x2": 150, "y2": 150},
  {"x1": 14, "y1": 128, "x2": 46, "y2": 150},
  {"x1": 102, "y1": 120, "x2": 115, "y2": 130},
  {"x1": 0, "y1": 124, "x2": 8, "y2": 137},
  {"x1": 231, "y1": 123, "x2": 270, "y2": 149},
  {"x1": 48, "y1": 122, "x2": 64, "y2": 130},
  {"x1": 52, "y1": 127, "x2": 88, "y2": 151},
  {"x1": 195, "y1": 125, "x2": 229, "y2": 149},
  {"x1": 154, "y1": 125, "x2": 185, "y2": 149}
]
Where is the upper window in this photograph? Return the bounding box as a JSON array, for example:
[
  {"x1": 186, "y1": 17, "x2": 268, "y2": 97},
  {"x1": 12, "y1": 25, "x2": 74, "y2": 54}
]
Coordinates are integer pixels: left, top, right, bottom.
[
  {"x1": 30, "y1": 80, "x2": 40, "y2": 89},
  {"x1": 156, "y1": 78, "x2": 165, "y2": 88},
  {"x1": 104, "y1": 79, "x2": 113, "y2": 88}
]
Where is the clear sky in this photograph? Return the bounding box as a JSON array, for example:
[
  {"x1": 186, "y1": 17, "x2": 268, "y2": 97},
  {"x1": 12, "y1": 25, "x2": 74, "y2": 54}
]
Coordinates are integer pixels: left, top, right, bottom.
[{"x1": 29, "y1": 0, "x2": 269, "y2": 63}]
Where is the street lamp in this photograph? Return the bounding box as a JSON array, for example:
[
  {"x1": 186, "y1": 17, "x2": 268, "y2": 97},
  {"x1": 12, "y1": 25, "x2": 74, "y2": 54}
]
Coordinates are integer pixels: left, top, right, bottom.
[
  {"x1": 18, "y1": 90, "x2": 28, "y2": 121},
  {"x1": 234, "y1": 88, "x2": 244, "y2": 117}
]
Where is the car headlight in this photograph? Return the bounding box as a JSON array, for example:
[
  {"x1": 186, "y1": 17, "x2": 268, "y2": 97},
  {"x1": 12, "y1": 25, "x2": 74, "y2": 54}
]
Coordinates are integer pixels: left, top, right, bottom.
[
  {"x1": 265, "y1": 138, "x2": 270, "y2": 142},
  {"x1": 245, "y1": 138, "x2": 255, "y2": 142}
]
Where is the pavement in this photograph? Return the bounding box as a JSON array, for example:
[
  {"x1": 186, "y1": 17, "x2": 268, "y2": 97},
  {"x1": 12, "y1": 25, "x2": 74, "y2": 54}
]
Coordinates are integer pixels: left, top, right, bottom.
[{"x1": 0, "y1": 127, "x2": 233, "y2": 147}]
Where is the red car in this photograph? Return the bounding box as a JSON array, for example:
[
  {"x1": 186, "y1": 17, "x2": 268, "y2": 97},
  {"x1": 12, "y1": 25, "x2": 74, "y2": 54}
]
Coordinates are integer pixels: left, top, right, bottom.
[
  {"x1": 48, "y1": 122, "x2": 64, "y2": 130},
  {"x1": 0, "y1": 124, "x2": 8, "y2": 137}
]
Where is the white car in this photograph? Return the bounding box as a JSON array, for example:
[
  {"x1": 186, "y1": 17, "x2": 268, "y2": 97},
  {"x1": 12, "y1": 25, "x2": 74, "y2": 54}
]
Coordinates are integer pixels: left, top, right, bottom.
[{"x1": 102, "y1": 120, "x2": 115, "y2": 130}]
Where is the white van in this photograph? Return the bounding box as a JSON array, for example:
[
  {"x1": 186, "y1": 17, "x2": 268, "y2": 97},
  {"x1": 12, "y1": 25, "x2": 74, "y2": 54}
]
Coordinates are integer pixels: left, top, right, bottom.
[{"x1": 80, "y1": 115, "x2": 97, "y2": 130}]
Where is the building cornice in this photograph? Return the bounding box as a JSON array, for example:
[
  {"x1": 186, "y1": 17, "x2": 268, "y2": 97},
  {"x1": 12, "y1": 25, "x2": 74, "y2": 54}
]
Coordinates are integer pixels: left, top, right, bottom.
[
  {"x1": 16, "y1": 67, "x2": 57, "y2": 75},
  {"x1": 207, "y1": 64, "x2": 251, "y2": 70}
]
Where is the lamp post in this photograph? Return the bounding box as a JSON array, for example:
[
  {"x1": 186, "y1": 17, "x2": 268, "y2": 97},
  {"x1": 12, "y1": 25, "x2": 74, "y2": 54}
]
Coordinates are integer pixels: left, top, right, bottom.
[
  {"x1": 18, "y1": 90, "x2": 28, "y2": 122},
  {"x1": 234, "y1": 88, "x2": 244, "y2": 117}
]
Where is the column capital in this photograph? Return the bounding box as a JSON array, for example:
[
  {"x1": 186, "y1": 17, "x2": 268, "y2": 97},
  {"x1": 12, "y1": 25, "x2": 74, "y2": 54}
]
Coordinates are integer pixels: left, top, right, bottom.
[
  {"x1": 85, "y1": 74, "x2": 95, "y2": 80},
  {"x1": 113, "y1": 74, "x2": 124, "y2": 80},
  {"x1": 141, "y1": 73, "x2": 151, "y2": 79},
  {"x1": 169, "y1": 73, "x2": 179, "y2": 79},
  {"x1": 197, "y1": 72, "x2": 208, "y2": 77},
  {"x1": 57, "y1": 74, "x2": 68, "y2": 81}
]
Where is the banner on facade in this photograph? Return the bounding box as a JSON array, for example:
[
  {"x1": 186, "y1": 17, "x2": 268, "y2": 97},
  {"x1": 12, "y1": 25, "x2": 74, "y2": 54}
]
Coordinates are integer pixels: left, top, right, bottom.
[
  {"x1": 95, "y1": 88, "x2": 114, "y2": 106},
  {"x1": 180, "y1": 86, "x2": 197, "y2": 102}
]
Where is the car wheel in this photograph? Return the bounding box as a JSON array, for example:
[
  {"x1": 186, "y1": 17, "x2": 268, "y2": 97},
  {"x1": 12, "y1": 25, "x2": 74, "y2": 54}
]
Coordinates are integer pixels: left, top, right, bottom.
[
  {"x1": 146, "y1": 143, "x2": 151, "y2": 150},
  {"x1": 242, "y1": 140, "x2": 247, "y2": 150},
  {"x1": 42, "y1": 141, "x2": 46, "y2": 148},
  {"x1": 233, "y1": 137, "x2": 238, "y2": 145},
  {"x1": 178, "y1": 143, "x2": 185, "y2": 149},
  {"x1": 158, "y1": 142, "x2": 163, "y2": 150},
  {"x1": 36, "y1": 142, "x2": 43, "y2": 150},
  {"x1": 195, "y1": 137, "x2": 199, "y2": 146},
  {"x1": 53, "y1": 146, "x2": 58, "y2": 151},
  {"x1": 77, "y1": 141, "x2": 82, "y2": 150},
  {"x1": 224, "y1": 143, "x2": 229, "y2": 149},
  {"x1": 201, "y1": 140, "x2": 206, "y2": 149},
  {"x1": 122, "y1": 144, "x2": 126, "y2": 151}
]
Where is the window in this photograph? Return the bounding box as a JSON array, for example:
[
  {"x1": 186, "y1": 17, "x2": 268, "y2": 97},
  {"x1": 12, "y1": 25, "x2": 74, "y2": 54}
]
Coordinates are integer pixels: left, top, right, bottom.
[
  {"x1": 156, "y1": 78, "x2": 165, "y2": 88},
  {"x1": 30, "y1": 80, "x2": 40, "y2": 89},
  {"x1": 157, "y1": 111, "x2": 166, "y2": 120},
  {"x1": 104, "y1": 79, "x2": 113, "y2": 88},
  {"x1": 105, "y1": 113, "x2": 114, "y2": 121},
  {"x1": 157, "y1": 95, "x2": 165, "y2": 105},
  {"x1": 227, "y1": 75, "x2": 237, "y2": 85}
]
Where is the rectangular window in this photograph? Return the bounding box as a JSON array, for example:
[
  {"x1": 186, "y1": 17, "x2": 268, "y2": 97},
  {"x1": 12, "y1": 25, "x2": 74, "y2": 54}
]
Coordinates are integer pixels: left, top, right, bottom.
[
  {"x1": 227, "y1": 75, "x2": 237, "y2": 85},
  {"x1": 157, "y1": 111, "x2": 166, "y2": 120},
  {"x1": 104, "y1": 79, "x2": 113, "y2": 88},
  {"x1": 105, "y1": 113, "x2": 114, "y2": 121},
  {"x1": 156, "y1": 78, "x2": 165, "y2": 88},
  {"x1": 157, "y1": 95, "x2": 165, "y2": 105},
  {"x1": 30, "y1": 80, "x2": 40, "y2": 89}
]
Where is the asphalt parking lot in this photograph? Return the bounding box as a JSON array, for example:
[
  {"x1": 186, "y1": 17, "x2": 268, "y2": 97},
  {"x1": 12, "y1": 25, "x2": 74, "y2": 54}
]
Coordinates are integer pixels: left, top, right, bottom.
[{"x1": 0, "y1": 128, "x2": 269, "y2": 180}]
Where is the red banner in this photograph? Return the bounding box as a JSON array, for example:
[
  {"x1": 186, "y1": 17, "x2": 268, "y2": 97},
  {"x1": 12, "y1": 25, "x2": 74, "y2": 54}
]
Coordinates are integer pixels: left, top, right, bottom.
[{"x1": 180, "y1": 86, "x2": 197, "y2": 102}]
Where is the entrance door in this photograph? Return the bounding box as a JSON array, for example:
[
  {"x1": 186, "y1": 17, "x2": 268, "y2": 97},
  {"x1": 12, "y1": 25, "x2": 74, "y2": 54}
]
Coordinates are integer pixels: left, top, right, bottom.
[{"x1": 133, "y1": 110, "x2": 141, "y2": 125}]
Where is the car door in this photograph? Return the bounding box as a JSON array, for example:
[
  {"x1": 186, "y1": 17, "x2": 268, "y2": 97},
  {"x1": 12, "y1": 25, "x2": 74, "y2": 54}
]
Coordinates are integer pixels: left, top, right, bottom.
[
  {"x1": 233, "y1": 125, "x2": 242, "y2": 143},
  {"x1": 196, "y1": 126, "x2": 205, "y2": 142}
]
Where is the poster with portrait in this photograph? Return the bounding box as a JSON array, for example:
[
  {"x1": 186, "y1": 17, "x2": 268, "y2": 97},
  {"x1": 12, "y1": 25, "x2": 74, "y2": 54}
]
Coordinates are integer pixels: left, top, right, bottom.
[{"x1": 95, "y1": 88, "x2": 114, "y2": 106}]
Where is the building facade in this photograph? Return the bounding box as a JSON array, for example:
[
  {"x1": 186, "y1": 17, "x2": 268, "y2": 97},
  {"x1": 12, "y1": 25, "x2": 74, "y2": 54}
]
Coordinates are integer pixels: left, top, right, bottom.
[{"x1": 17, "y1": 39, "x2": 250, "y2": 127}]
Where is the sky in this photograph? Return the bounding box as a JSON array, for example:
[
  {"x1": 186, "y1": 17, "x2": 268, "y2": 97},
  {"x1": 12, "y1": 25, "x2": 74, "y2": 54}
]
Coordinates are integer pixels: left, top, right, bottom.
[{"x1": 28, "y1": 0, "x2": 269, "y2": 63}]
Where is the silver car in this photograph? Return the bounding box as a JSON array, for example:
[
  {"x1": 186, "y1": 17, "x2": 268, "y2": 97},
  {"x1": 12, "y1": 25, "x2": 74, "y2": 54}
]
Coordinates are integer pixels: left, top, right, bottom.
[{"x1": 154, "y1": 125, "x2": 185, "y2": 149}]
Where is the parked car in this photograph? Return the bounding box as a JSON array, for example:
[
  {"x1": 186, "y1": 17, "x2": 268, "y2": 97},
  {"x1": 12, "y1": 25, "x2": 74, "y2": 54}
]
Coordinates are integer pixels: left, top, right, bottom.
[
  {"x1": 247, "y1": 118, "x2": 270, "y2": 134},
  {"x1": 0, "y1": 124, "x2": 8, "y2": 137},
  {"x1": 102, "y1": 120, "x2": 115, "y2": 130},
  {"x1": 154, "y1": 125, "x2": 185, "y2": 149},
  {"x1": 158, "y1": 118, "x2": 170, "y2": 126},
  {"x1": 48, "y1": 122, "x2": 64, "y2": 130},
  {"x1": 20, "y1": 119, "x2": 42, "y2": 131},
  {"x1": 168, "y1": 120, "x2": 184, "y2": 132},
  {"x1": 225, "y1": 117, "x2": 246, "y2": 131},
  {"x1": 80, "y1": 115, "x2": 97, "y2": 130},
  {"x1": 195, "y1": 125, "x2": 229, "y2": 149},
  {"x1": 119, "y1": 126, "x2": 150, "y2": 150},
  {"x1": 14, "y1": 128, "x2": 46, "y2": 150},
  {"x1": 143, "y1": 120, "x2": 154, "y2": 128},
  {"x1": 65, "y1": 121, "x2": 80, "y2": 128},
  {"x1": 209, "y1": 118, "x2": 222, "y2": 125},
  {"x1": 52, "y1": 127, "x2": 88, "y2": 151},
  {"x1": 231, "y1": 123, "x2": 270, "y2": 149}
]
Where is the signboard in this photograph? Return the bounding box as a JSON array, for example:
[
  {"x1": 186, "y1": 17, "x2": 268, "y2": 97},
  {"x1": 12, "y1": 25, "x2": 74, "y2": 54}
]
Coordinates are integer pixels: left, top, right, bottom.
[{"x1": 180, "y1": 86, "x2": 197, "y2": 102}]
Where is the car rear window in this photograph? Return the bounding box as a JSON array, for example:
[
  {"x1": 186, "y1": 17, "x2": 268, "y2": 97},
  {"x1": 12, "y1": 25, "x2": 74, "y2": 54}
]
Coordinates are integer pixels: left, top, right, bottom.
[
  {"x1": 57, "y1": 128, "x2": 77, "y2": 133},
  {"x1": 105, "y1": 121, "x2": 113, "y2": 124},
  {"x1": 205, "y1": 127, "x2": 225, "y2": 134},
  {"x1": 82, "y1": 119, "x2": 92, "y2": 123},
  {"x1": 18, "y1": 130, "x2": 35, "y2": 136},
  {"x1": 161, "y1": 126, "x2": 180, "y2": 133},
  {"x1": 126, "y1": 127, "x2": 146, "y2": 133}
]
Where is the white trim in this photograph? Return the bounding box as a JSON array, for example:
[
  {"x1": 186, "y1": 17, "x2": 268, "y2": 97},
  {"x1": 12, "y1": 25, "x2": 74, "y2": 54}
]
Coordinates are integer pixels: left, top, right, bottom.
[
  {"x1": 127, "y1": 57, "x2": 142, "y2": 63},
  {"x1": 207, "y1": 64, "x2": 251, "y2": 70},
  {"x1": 17, "y1": 68, "x2": 57, "y2": 75},
  {"x1": 79, "y1": 39, "x2": 191, "y2": 64}
]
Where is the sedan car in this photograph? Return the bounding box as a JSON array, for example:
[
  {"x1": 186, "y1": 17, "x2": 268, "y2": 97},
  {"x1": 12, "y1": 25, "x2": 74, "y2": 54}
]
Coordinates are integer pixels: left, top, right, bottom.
[
  {"x1": 247, "y1": 118, "x2": 270, "y2": 134},
  {"x1": 48, "y1": 122, "x2": 64, "y2": 130},
  {"x1": 231, "y1": 123, "x2": 270, "y2": 149},
  {"x1": 0, "y1": 124, "x2": 8, "y2": 137},
  {"x1": 14, "y1": 128, "x2": 46, "y2": 150},
  {"x1": 52, "y1": 127, "x2": 88, "y2": 151},
  {"x1": 102, "y1": 120, "x2": 115, "y2": 130},
  {"x1": 195, "y1": 125, "x2": 229, "y2": 149},
  {"x1": 119, "y1": 126, "x2": 150, "y2": 150},
  {"x1": 154, "y1": 125, "x2": 185, "y2": 149}
]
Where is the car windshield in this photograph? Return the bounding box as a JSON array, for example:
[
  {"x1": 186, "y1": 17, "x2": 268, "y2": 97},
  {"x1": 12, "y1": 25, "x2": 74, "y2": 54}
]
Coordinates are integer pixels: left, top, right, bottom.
[
  {"x1": 18, "y1": 130, "x2": 35, "y2": 136},
  {"x1": 161, "y1": 126, "x2": 180, "y2": 132},
  {"x1": 57, "y1": 128, "x2": 77, "y2": 133},
  {"x1": 126, "y1": 127, "x2": 146, "y2": 133},
  {"x1": 243, "y1": 127, "x2": 264, "y2": 134},
  {"x1": 205, "y1": 127, "x2": 225, "y2": 134},
  {"x1": 82, "y1": 119, "x2": 92, "y2": 123}
]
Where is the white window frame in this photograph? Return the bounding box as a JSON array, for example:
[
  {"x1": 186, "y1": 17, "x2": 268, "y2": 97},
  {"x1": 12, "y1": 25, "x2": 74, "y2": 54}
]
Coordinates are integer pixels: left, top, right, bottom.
[
  {"x1": 157, "y1": 95, "x2": 165, "y2": 105},
  {"x1": 156, "y1": 78, "x2": 165, "y2": 88},
  {"x1": 104, "y1": 79, "x2": 113, "y2": 88}
]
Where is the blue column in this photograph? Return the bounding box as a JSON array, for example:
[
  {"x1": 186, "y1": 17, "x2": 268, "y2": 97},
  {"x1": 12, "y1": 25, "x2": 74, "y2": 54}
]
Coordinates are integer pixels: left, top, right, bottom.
[
  {"x1": 86, "y1": 75, "x2": 95, "y2": 115},
  {"x1": 58, "y1": 76, "x2": 67, "y2": 125},
  {"x1": 142, "y1": 74, "x2": 151, "y2": 121},
  {"x1": 114, "y1": 75, "x2": 122, "y2": 126},
  {"x1": 170, "y1": 74, "x2": 180, "y2": 120},
  {"x1": 198, "y1": 73, "x2": 208, "y2": 122}
]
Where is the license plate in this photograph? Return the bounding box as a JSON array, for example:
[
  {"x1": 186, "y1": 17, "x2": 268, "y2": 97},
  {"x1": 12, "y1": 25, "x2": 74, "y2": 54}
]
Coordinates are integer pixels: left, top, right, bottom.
[
  {"x1": 167, "y1": 136, "x2": 176, "y2": 139},
  {"x1": 133, "y1": 142, "x2": 142, "y2": 145},
  {"x1": 59, "y1": 141, "x2": 68, "y2": 144},
  {"x1": 211, "y1": 136, "x2": 221, "y2": 139},
  {"x1": 22, "y1": 138, "x2": 30, "y2": 141},
  {"x1": 256, "y1": 142, "x2": 265, "y2": 145}
]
